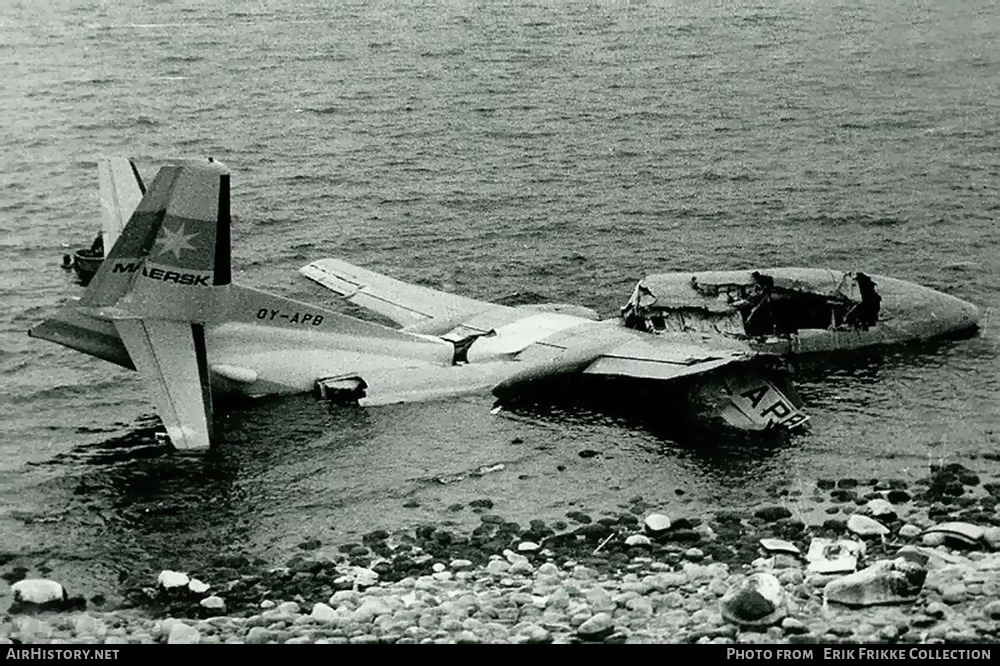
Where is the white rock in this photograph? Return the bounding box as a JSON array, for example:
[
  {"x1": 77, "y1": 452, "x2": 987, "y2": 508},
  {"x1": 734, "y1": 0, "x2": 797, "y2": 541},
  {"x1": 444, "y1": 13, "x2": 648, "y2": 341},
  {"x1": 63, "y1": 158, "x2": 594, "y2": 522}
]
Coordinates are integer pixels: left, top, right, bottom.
[
  {"x1": 187, "y1": 579, "x2": 210, "y2": 594},
  {"x1": 11, "y1": 579, "x2": 65, "y2": 605},
  {"x1": 200, "y1": 596, "x2": 226, "y2": 612},
  {"x1": 899, "y1": 524, "x2": 921, "y2": 538},
  {"x1": 848, "y1": 514, "x2": 890, "y2": 538},
  {"x1": 518, "y1": 541, "x2": 541, "y2": 553},
  {"x1": 310, "y1": 602, "x2": 338, "y2": 623},
  {"x1": 260, "y1": 600, "x2": 276, "y2": 609},
  {"x1": 432, "y1": 562, "x2": 446, "y2": 573},
  {"x1": 643, "y1": 513, "x2": 671, "y2": 536},
  {"x1": 157, "y1": 570, "x2": 190, "y2": 589},
  {"x1": 625, "y1": 534, "x2": 652, "y2": 547},
  {"x1": 167, "y1": 622, "x2": 201, "y2": 644},
  {"x1": 865, "y1": 499, "x2": 897, "y2": 520},
  {"x1": 450, "y1": 559, "x2": 473, "y2": 570}
]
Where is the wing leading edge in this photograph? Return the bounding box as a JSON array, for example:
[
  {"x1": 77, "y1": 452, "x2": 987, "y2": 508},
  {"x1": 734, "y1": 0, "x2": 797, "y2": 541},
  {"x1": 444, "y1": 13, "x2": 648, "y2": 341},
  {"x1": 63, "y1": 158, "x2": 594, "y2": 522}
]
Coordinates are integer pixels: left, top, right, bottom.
[{"x1": 300, "y1": 258, "x2": 503, "y2": 331}]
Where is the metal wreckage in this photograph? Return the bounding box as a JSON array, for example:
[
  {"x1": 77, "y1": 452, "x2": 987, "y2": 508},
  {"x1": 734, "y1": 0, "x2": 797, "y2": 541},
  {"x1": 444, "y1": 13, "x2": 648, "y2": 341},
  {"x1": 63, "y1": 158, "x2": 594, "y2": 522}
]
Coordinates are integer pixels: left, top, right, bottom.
[{"x1": 30, "y1": 158, "x2": 981, "y2": 451}]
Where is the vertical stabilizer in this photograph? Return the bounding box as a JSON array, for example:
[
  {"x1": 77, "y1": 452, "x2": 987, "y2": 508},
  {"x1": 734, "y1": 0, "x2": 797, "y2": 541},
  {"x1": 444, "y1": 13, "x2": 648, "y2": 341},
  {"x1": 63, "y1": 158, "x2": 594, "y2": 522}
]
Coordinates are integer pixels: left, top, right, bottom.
[
  {"x1": 119, "y1": 159, "x2": 231, "y2": 321},
  {"x1": 97, "y1": 156, "x2": 146, "y2": 252},
  {"x1": 96, "y1": 158, "x2": 230, "y2": 450}
]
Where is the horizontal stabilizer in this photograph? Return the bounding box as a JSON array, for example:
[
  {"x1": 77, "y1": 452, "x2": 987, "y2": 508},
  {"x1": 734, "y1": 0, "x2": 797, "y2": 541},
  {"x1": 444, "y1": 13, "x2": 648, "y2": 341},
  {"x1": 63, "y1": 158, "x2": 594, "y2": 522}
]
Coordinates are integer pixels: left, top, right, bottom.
[{"x1": 114, "y1": 318, "x2": 214, "y2": 450}]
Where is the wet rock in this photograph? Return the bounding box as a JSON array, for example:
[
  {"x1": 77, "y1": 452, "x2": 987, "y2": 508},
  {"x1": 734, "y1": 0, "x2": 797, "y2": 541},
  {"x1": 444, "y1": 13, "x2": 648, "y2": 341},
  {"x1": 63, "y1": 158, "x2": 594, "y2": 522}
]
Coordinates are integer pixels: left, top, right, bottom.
[
  {"x1": 830, "y1": 490, "x2": 857, "y2": 503},
  {"x1": 847, "y1": 514, "x2": 889, "y2": 538},
  {"x1": 11, "y1": 579, "x2": 66, "y2": 606},
  {"x1": 984, "y1": 600, "x2": 1000, "y2": 620},
  {"x1": 816, "y1": 480, "x2": 835, "y2": 490},
  {"x1": 824, "y1": 559, "x2": 926, "y2": 607},
  {"x1": 754, "y1": 506, "x2": 792, "y2": 522},
  {"x1": 576, "y1": 613, "x2": 614, "y2": 641},
  {"x1": 720, "y1": 573, "x2": 786, "y2": 628},
  {"x1": 469, "y1": 499, "x2": 494, "y2": 510},
  {"x1": 887, "y1": 490, "x2": 911, "y2": 504},
  {"x1": 643, "y1": 513, "x2": 671, "y2": 536},
  {"x1": 566, "y1": 511, "x2": 592, "y2": 524},
  {"x1": 578, "y1": 449, "x2": 599, "y2": 458}
]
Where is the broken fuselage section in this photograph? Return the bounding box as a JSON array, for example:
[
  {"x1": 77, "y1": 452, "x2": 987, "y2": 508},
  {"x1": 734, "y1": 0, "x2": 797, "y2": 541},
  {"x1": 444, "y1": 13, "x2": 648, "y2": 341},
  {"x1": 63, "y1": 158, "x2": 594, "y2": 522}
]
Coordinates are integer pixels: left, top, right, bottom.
[{"x1": 620, "y1": 268, "x2": 980, "y2": 355}]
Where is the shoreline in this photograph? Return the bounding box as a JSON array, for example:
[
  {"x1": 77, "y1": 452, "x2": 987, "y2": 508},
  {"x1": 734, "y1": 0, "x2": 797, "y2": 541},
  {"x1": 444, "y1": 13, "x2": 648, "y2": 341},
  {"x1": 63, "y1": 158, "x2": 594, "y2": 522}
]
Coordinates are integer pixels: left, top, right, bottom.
[{"x1": 3, "y1": 462, "x2": 999, "y2": 644}]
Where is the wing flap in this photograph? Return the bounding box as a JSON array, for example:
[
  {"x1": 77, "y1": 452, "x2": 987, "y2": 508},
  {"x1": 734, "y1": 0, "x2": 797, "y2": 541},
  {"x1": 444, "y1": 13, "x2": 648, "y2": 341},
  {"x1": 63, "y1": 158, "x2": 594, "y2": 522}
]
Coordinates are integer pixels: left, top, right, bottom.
[
  {"x1": 114, "y1": 319, "x2": 213, "y2": 450},
  {"x1": 583, "y1": 354, "x2": 737, "y2": 381},
  {"x1": 301, "y1": 258, "x2": 495, "y2": 329}
]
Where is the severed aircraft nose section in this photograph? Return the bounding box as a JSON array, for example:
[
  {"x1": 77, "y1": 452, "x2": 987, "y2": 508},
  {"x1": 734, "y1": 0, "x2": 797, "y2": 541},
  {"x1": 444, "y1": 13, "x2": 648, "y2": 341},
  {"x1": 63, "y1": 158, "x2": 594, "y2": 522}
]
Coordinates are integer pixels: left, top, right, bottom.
[{"x1": 873, "y1": 275, "x2": 980, "y2": 342}]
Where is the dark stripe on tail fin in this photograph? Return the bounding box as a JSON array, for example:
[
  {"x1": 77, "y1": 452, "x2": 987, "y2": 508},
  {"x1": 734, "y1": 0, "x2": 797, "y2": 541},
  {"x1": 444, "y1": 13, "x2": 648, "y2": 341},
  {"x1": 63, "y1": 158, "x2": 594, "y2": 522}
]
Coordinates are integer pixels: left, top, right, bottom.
[
  {"x1": 192, "y1": 322, "x2": 214, "y2": 439},
  {"x1": 215, "y1": 174, "x2": 231, "y2": 286},
  {"x1": 131, "y1": 160, "x2": 146, "y2": 194}
]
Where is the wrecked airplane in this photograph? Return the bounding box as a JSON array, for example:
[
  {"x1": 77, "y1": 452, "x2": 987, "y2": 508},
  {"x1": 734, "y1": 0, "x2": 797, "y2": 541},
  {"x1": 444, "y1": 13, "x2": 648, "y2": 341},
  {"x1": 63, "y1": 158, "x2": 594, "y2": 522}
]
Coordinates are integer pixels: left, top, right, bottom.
[{"x1": 620, "y1": 268, "x2": 979, "y2": 355}]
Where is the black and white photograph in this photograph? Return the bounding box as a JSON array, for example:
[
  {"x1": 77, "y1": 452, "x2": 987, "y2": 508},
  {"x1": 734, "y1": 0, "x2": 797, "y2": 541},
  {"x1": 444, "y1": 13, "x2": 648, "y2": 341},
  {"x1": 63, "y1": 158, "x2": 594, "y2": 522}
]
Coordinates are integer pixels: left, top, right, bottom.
[{"x1": 1, "y1": 0, "x2": 997, "y2": 650}]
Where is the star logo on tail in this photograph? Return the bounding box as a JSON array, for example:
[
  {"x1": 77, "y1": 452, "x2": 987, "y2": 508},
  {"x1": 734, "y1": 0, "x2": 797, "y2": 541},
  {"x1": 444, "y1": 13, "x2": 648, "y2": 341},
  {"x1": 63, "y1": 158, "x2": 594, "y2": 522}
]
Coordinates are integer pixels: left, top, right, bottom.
[{"x1": 156, "y1": 222, "x2": 199, "y2": 260}]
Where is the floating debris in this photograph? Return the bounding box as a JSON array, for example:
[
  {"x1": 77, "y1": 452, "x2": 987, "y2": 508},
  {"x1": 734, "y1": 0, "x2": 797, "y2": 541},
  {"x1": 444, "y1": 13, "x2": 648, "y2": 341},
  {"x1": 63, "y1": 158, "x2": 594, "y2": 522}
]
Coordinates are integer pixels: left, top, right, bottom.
[
  {"x1": 759, "y1": 538, "x2": 801, "y2": 555},
  {"x1": 824, "y1": 558, "x2": 926, "y2": 607},
  {"x1": 921, "y1": 522, "x2": 985, "y2": 547},
  {"x1": 806, "y1": 538, "x2": 864, "y2": 574}
]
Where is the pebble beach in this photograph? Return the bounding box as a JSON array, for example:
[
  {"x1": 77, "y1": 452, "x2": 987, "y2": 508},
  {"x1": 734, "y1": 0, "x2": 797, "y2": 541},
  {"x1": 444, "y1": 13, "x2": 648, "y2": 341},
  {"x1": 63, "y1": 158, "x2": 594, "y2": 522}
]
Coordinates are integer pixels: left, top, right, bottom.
[{"x1": 3, "y1": 461, "x2": 1000, "y2": 645}]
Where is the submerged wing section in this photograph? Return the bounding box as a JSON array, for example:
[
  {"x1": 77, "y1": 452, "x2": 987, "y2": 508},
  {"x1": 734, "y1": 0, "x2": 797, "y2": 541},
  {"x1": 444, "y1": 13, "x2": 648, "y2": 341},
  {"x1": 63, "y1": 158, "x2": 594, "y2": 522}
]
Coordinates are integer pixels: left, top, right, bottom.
[{"x1": 300, "y1": 258, "x2": 501, "y2": 330}]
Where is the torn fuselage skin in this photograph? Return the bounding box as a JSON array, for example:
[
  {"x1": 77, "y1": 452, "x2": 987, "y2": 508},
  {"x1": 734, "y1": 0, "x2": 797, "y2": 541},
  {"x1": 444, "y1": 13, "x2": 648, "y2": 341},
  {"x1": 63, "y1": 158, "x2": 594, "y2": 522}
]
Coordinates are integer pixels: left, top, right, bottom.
[{"x1": 620, "y1": 268, "x2": 979, "y2": 356}]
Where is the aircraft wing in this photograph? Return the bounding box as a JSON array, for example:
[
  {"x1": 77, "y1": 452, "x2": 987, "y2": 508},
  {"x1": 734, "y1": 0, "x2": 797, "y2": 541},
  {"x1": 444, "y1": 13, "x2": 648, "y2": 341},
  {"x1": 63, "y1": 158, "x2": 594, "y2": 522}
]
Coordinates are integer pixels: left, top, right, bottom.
[
  {"x1": 97, "y1": 156, "x2": 145, "y2": 252},
  {"x1": 300, "y1": 258, "x2": 500, "y2": 330},
  {"x1": 502, "y1": 324, "x2": 808, "y2": 430}
]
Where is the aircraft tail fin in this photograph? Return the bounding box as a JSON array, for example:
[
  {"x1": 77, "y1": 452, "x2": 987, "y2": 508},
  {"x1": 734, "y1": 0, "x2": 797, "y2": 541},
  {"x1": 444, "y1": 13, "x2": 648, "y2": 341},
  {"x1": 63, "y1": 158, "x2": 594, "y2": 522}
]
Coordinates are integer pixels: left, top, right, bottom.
[
  {"x1": 84, "y1": 158, "x2": 230, "y2": 450},
  {"x1": 97, "y1": 156, "x2": 145, "y2": 252}
]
